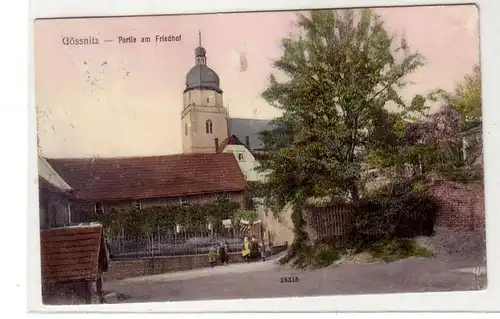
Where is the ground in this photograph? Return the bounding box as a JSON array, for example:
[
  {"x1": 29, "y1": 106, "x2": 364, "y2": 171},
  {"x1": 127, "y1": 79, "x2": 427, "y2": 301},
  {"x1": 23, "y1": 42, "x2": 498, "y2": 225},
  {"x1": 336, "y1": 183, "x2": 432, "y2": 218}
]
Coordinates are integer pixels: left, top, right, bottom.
[{"x1": 103, "y1": 229, "x2": 486, "y2": 303}]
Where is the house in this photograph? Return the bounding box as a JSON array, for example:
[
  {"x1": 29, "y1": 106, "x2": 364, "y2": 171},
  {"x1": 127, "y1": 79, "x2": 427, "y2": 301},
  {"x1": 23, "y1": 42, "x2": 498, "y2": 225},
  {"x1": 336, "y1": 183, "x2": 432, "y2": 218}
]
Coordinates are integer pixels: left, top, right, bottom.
[
  {"x1": 40, "y1": 223, "x2": 109, "y2": 305},
  {"x1": 45, "y1": 153, "x2": 247, "y2": 219},
  {"x1": 216, "y1": 134, "x2": 270, "y2": 182},
  {"x1": 38, "y1": 156, "x2": 73, "y2": 229}
]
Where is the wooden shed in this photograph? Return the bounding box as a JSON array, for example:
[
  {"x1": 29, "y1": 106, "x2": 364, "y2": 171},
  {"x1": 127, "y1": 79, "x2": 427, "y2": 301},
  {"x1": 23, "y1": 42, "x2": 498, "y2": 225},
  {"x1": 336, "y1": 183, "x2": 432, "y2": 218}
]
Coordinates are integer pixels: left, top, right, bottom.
[{"x1": 40, "y1": 223, "x2": 109, "y2": 305}]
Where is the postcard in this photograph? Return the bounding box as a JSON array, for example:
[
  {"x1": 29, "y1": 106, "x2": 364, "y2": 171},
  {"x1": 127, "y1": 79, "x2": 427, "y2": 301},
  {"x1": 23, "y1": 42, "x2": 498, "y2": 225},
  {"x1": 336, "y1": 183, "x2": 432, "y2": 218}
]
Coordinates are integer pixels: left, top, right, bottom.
[{"x1": 33, "y1": 3, "x2": 486, "y2": 308}]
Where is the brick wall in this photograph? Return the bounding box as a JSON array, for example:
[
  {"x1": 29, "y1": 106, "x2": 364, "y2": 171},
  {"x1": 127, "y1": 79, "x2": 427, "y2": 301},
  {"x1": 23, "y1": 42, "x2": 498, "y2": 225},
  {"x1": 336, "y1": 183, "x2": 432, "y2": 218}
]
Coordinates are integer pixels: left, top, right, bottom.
[
  {"x1": 104, "y1": 244, "x2": 288, "y2": 281},
  {"x1": 303, "y1": 179, "x2": 485, "y2": 240},
  {"x1": 430, "y1": 179, "x2": 485, "y2": 231}
]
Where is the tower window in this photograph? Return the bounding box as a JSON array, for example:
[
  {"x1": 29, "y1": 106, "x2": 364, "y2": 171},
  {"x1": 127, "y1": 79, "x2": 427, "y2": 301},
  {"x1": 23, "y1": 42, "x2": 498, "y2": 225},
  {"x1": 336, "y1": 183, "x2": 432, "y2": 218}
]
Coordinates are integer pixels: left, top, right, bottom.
[
  {"x1": 184, "y1": 123, "x2": 188, "y2": 136},
  {"x1": 94, "y1": 202, "x2": 105, "y2": 214},
  {"x1": 205, "y1": 119, "x2": 213, "y2": 134}
]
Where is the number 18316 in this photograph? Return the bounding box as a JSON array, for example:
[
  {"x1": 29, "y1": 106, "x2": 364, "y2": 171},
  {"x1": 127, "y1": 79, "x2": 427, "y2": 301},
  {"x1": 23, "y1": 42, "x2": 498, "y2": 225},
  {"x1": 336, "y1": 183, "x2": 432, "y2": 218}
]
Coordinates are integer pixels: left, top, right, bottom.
[{"x1": 280, "y1": 276, "x2": 299, "y2": 283}]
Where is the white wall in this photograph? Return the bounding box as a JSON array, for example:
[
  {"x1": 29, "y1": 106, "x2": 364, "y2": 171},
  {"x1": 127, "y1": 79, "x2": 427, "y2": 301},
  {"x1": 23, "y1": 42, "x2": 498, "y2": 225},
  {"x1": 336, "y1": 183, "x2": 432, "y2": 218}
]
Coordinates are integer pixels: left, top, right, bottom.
[
  {"x1": 255, "y1": 203, "x2": 295, "y2": 246},
  {"x1": 222, "y1": 144, "x2": 268, "y2": 182}
]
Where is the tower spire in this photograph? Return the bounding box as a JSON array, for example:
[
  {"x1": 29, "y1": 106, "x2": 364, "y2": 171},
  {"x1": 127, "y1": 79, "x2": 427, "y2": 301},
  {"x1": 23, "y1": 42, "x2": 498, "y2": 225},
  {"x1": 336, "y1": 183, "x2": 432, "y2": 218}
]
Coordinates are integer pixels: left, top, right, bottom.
[{"x1": 195, "y1": 31, "x2": 207, "y2": 66}]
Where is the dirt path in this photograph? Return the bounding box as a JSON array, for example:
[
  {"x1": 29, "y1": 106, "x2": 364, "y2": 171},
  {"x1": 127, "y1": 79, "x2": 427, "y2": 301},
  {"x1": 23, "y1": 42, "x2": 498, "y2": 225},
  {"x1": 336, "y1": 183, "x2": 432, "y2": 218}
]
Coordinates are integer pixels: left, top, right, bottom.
[
  {"x1": 109, "y1": 254, "x2": 284, "y2": 286},
  {"x1": 104, "y1": 253, "x2": 485, "y2": 303}
]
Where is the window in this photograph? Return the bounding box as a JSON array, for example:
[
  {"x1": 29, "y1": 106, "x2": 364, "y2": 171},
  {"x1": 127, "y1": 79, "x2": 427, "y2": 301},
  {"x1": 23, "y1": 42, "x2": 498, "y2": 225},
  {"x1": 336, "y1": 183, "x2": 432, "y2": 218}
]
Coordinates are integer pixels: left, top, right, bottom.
[
  {"x1": 236, "y1": 152, "x2": 245, "y2": 161},
  {"x1": 206, "y1": 97, "x2": 211, "y2": 104},
  {"x1": 184, "y1": 123, "x2": 188, "y2": 136},
  {"x1": 205, "y1": 119, "x2": 213, "y2": 134},
  {"x1": 217, "y1": 193, "x2": 230, "y2": 201},
  {"x1": 131, "y1": 200, "x2": 141, "y2": 209},
  {"x1": 94, "y1": 202, "x2": 105, "y2": 214},
  {"x1": 179, "y1": 196, "x2": 189, "y2": 206}
]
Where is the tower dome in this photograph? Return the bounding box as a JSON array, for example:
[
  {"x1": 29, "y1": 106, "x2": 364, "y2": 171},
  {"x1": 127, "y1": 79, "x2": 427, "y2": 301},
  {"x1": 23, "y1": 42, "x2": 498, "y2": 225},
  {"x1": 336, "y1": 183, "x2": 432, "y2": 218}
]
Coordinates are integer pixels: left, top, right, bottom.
[{"x1": 184, "y1": 33, "x2": 222, "y2": 94}]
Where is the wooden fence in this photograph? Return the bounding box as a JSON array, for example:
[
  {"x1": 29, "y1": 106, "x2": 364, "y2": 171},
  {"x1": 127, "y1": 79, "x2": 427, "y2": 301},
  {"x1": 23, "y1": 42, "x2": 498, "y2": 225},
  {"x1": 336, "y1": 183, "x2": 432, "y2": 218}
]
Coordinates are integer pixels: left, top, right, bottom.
[
  {"x1": 306, "y1": 204, "x2": 354, "y2": 240},
  {"x1": 306, "y1": 202, "x2": 434, "y2": 242}
]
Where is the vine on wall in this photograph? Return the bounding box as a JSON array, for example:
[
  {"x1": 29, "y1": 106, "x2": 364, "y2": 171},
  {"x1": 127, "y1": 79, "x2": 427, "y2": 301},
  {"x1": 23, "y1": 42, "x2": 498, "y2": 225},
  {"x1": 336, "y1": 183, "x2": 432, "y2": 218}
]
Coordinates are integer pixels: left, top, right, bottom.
[{"x1": 90, "y1": 199, "x2": 253, "y2": 236}]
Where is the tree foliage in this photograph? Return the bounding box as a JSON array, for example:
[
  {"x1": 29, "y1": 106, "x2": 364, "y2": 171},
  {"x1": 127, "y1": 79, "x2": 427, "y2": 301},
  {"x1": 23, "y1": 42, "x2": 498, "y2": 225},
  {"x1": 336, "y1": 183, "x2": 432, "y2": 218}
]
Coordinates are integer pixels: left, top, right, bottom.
[
  {"x1": 259, "y1": 9, "x2": 424, "y2": 259},
  {"x1": 401, "y1": 103, "x2": 481, "y2": 181},
  {"x1": 428, "y1": 65, "x2": 481, "y2": 129}
]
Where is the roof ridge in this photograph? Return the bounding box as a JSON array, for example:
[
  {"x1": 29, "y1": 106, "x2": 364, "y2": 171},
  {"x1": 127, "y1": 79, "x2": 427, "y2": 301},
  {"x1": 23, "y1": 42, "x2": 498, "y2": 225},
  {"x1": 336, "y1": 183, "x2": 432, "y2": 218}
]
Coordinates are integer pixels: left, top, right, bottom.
[{"x1": 45, "y1": 152, "x2": 233, "y2": 161}]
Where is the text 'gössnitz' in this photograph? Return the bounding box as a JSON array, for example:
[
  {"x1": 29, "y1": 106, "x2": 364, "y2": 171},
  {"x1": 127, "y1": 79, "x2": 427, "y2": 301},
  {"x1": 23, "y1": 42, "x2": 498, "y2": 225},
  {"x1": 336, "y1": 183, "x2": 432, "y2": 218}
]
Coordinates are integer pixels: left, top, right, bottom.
[{"x1": 61, "y1": 34, "x2": 182, "y2": 45}]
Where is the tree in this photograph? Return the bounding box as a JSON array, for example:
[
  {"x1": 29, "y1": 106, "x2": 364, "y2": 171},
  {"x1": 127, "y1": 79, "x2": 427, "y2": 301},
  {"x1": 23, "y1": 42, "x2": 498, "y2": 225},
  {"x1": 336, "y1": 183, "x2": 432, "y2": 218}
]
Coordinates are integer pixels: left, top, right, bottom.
[
  {"x1": 429, "y1": 65, "x2": 481, "y2": 129},
  {"x1": 259, "y1": 9, "x2": 424, "y2": 258}
]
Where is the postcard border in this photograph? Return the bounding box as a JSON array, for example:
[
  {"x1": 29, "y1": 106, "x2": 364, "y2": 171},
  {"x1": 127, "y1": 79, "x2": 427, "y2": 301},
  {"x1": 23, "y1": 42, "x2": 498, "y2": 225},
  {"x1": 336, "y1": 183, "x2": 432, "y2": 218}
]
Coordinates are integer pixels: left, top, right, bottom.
[{"x1": 27, "y1": 0, "x2": 499, "y2": 313}]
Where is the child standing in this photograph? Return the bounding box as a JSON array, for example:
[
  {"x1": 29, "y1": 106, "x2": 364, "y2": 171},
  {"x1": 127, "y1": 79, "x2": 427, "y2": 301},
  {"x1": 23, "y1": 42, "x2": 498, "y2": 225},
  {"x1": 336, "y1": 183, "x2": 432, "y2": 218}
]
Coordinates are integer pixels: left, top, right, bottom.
[
  {"x1": 259, "y1": 241, "x2": 266, "y2": 261},
  {"x1": 208, "y1": 246, "x2": 217, "y2": 267},
  {"x1": 218, "y1": 242, "x2": 228, "y2": 266}
]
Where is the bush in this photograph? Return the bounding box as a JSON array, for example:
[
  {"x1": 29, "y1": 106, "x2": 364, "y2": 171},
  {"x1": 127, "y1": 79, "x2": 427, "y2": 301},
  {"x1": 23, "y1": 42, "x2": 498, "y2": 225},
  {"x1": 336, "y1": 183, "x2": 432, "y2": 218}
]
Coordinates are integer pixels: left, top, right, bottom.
[
  {"x1": 352, "y1": 177, "x2": 438, "y2": 248},
  {"x1": 368, "y1": 238, "x2": 433, "y2": 262},
  {"x1": 281, "y1": 242, "x2": 344, "y2": 269},
  {"x1": 89, "y1": 199, "x2": 242, "y2": 236}
]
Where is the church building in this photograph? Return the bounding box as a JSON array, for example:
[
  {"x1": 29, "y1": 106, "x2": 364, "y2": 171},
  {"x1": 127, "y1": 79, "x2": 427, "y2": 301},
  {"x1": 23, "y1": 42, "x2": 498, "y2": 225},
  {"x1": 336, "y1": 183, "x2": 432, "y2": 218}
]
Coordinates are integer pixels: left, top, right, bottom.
[{"x1": 180, "y1": 33, "x2": 271, "y2": 182}]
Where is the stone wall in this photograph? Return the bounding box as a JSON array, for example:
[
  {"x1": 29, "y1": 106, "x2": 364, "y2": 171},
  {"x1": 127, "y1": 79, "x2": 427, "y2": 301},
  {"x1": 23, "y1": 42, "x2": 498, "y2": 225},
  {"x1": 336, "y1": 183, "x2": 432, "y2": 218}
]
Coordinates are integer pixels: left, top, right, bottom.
[
  {"x1": 255, "y1": 204, "x2": 295, "y2": 246},
  {"x1": 104, "y1": 245, "x2": 288, "y2": 281},
  {"x1": 430, "y1": 180, "x2": 485, "y2": 231}
]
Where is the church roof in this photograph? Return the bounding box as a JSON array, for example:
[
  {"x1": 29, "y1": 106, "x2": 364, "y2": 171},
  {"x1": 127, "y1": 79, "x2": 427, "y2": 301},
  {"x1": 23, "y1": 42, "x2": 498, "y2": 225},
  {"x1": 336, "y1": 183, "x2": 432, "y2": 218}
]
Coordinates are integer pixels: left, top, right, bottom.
[
  {"x1": 184, "y1": 64, "x2": 222, "y2": 93},
  {"x1": 184, "y1": 36, "x2": 222, "y2": 93},
  {"x1": 228, "y1": 118, "x2": 275, "y2": 150},
  {"x1": 45, "y1": 153, "x2": 246, "y2": 201}
]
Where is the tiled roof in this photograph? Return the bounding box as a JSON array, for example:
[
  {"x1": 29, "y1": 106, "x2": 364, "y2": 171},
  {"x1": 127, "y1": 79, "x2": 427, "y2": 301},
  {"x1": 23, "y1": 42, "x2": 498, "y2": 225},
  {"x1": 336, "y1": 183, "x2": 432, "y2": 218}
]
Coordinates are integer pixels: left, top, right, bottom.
[
  {"x1": 40, "y1": 224, "x2": 107, "y2": 283},
  {"x1": 46, "y1": 153, "x2": 246, "y2": 201}
]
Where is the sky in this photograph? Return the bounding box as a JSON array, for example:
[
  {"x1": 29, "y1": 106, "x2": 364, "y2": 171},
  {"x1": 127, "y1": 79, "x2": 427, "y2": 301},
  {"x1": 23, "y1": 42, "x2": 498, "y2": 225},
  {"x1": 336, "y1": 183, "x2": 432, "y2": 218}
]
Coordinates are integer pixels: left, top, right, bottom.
[{"x1": 34, "y1": 5, "x2": 480, "y2": 158}]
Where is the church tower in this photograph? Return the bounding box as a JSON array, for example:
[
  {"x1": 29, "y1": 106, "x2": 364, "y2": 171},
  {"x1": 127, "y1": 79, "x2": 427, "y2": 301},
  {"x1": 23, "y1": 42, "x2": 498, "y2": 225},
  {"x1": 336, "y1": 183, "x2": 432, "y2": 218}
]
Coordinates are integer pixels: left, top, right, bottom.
[{"x1": 181, "y1": 32, "x2": 229, "y2": 153}]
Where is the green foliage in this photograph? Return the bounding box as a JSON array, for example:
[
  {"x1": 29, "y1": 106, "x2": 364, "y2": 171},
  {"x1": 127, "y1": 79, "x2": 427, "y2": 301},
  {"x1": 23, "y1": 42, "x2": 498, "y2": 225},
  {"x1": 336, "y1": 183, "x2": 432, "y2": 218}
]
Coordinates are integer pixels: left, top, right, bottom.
[
  {"x1": 280, "y1": 242, "x2": 344, "y2": 269},
  {"x1": 259, "y1": 9, "x2": 425, "y2": 263},
  {"x1": 232, "y1": 209, "x2": 259, "y2": 224},
  {"x1": 246, "y1": 181, "x2": 267, "y2": 199},
  {"x1": 353, "y1": 177, "x2": 438, "y2": 245},
  {"x1": 368, "y1": 238, "x2": 433, "y2": 262},
  {"x1": 90, "y1": 199, "x2": 241, "y2": 235},
  {"x1": 260, "y1": 9, "x2": 424, "y2": 209},
  {"x1": 428, "y1": 65, "x2": 481, "y2": 130}
]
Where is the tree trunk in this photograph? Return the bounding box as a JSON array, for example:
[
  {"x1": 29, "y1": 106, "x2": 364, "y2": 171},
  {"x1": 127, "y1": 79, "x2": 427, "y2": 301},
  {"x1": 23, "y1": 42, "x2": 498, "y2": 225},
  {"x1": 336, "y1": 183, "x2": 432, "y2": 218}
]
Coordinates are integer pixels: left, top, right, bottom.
[{"x1": 350, "y1": 186, "x2": 360, "y2": 209}]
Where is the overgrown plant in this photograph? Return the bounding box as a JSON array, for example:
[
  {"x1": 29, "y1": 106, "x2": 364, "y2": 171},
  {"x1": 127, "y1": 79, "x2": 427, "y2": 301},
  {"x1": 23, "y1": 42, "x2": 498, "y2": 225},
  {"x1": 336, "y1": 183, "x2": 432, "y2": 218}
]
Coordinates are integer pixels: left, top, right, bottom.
[
  {"x1": 258, "y1": 9, "x2": 425, "y2": 264},
  {"x1": 89, "y1": 199, "x2": 241, "y2": 236}
]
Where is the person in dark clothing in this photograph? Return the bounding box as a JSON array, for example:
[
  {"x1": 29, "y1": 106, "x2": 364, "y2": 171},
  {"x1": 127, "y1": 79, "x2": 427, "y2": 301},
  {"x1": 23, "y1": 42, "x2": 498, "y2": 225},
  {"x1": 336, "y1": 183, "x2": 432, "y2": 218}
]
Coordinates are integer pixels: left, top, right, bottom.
[
  {"x1": 218, "y1": 242, "x2": 228, "y2": 266},
  {"x1": 224, "y1": 242, "x2": 230, "y2": 264},
  {"x1": 250, "y1": 236, "x2": 260, "y2": 261}
]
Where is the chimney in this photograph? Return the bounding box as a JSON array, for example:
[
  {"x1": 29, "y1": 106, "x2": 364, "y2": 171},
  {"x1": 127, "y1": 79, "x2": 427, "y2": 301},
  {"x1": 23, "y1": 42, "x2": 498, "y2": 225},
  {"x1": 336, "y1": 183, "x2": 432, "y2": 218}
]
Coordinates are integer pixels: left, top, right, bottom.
[
  {"x1": 245, "y1": 136, "x2": 250, "y2": 149},
  {"x1": 214, "y1": 138, "x2": 219, "y2": 153}
]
